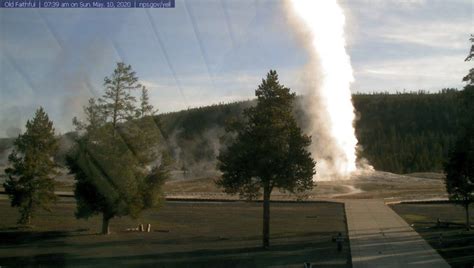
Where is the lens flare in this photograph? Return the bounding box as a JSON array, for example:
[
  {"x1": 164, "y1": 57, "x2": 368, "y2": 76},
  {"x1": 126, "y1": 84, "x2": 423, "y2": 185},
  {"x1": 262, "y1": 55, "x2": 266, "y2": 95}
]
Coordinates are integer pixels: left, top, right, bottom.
[{"x1": 288, "y1": 0, "x2": 360, "y2": 180}]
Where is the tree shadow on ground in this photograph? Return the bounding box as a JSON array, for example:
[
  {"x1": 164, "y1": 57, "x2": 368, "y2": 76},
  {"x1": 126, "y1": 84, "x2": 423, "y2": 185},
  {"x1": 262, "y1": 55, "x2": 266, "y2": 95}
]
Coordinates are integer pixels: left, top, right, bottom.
[
  {"x1": 0, "y1": 239, "x2": 350, "y2": 267},
  {"x1": 0, "y1": 253, "x2": 70, "y2": 267},
  {"x1": 0, "y1": 228, "x2": 93, "y2": 247}
]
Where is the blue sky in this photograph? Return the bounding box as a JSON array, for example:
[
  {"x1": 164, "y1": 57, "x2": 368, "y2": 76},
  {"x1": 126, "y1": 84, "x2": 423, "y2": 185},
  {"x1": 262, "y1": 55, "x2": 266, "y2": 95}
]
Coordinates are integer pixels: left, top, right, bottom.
[{"x1": 0, "y1": 0, "x2": 472, "y2": 137}]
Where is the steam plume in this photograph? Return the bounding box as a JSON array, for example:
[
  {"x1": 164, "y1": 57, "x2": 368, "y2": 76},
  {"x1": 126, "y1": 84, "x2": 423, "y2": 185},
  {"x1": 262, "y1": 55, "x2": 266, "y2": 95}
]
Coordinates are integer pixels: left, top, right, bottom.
[{"x1": 286, "y1": 0, "x2": 364, "y2": 180}]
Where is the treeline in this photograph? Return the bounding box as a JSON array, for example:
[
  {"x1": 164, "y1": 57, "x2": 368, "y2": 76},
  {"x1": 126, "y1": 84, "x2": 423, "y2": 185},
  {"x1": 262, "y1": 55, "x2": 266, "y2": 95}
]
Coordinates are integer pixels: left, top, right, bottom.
[
  {"x1": 353, "y1": 89, "x2": 460, "y2": 173},
  {"x1": 157, "y1": 101, "x2": 252, "y2": 175},
  {"x1": 156, "y1": 89, "x2": 461, "y2": 174},
  {"x1": 0, "y1": 89, "x2": 463, "y2": 175}
]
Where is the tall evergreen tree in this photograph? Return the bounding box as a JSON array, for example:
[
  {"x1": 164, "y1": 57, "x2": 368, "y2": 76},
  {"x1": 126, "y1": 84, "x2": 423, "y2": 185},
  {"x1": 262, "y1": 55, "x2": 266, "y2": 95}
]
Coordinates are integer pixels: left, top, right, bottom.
[
  {"x1": 444, "y1": 36, "x2": 474, "y2": 230},
  {"x1": 444, "y1": 85, "x2": 474, "y2": 231},
  {"x1": 217, "y1": 70, "x2": 316, "y2": 248},
  {"x1": 4, "y1": 107, "x2": 58, "y2": 225},
  {"x1": 99, "y1": 62, "x2": 141, "y2": 129},
  {"x1": 67, "y1": 63, "x2": 168, "y2": 235},
  {"x1": 444, "y1": 131, "x2": 474, "y2": 230}
]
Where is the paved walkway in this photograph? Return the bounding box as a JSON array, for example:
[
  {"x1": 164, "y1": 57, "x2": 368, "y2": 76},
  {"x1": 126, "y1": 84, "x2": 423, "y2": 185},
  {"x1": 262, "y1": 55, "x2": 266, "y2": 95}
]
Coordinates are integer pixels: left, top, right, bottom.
[{"x1": 345, "y1": 199, "x2": 450, "y2": 267}]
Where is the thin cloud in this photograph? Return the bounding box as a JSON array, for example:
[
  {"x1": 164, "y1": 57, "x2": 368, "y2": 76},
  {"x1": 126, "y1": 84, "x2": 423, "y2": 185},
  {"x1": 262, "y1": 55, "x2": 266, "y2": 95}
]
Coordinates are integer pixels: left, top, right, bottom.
[{"x1": 353, "y1": 55, "x2": 468, "y2": 91}]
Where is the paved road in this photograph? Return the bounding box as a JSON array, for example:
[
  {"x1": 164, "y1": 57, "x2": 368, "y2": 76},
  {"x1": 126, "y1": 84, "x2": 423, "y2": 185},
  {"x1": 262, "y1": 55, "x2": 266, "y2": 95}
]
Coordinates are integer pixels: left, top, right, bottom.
[{"x1": 345, "y1": 199, "x2": 450, "y2": 268}]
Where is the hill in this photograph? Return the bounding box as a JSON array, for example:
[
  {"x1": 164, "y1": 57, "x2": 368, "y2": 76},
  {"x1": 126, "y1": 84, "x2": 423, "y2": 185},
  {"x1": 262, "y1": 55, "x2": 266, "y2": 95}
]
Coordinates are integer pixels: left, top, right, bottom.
[
  {"x1": 0, "y1": 89, "x2": 461, "y2": 177},
  {"x1": 353, "y1": 89, "x2": 459, "y2": 173},
  {"x1": 157, "y1": 89, "x2": 460, "y2": 175}
]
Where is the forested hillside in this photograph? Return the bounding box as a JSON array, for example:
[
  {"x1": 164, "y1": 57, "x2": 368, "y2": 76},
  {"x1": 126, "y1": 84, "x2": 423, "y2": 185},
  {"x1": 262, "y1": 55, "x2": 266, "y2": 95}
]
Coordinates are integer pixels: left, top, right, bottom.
[
  {"x1": 157, "y1": 90, "x2": 461, "y2": 175},
  {"x1": 0, "y1": 90, "x2": 462, "y2": 176},
  {"x1": 353, "y1": 89, "x2": 459, "y2": 173},
  {"x1": 156, "y1": 101, "x2": 253, "y2": 177}
]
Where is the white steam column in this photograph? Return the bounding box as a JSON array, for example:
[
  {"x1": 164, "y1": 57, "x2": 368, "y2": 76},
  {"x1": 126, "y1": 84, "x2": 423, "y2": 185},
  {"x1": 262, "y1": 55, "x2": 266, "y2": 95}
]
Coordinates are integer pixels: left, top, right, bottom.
[{"x1": 287, "y1": 0, "x2": 360, "y2": 180}]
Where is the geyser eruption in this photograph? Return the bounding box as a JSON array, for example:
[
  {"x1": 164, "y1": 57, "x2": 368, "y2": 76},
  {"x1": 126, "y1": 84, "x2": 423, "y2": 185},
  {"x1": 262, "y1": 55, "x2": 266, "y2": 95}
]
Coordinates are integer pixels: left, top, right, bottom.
[{"x1": 287, "y1": 0, "x2": 363, "y2": 180}]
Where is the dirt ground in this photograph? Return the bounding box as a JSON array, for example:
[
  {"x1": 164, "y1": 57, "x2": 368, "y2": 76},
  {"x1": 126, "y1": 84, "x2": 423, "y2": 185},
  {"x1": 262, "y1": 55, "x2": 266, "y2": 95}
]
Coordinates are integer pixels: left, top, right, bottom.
[
  {"x1": 163, "y1": 171, "x2": 447, "y2": 201},
  {"x1": 3, "y1": 170, "x2": 446, "y2": 202},
  {"x1": 0, "y1": 199, "x2": 350, "y2": 267}
]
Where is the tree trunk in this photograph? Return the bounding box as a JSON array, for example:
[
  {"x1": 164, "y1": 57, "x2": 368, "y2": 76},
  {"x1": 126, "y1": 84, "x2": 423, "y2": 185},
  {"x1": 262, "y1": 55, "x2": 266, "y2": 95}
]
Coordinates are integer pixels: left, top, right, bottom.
[
  {"x1": 262, "y1": 183, "x2": 271, "y2": 249},
  {"x1": 102, "y1": 213, "x2": 111, "y2": 235},
  {"x1": 465, "y1": 203, "x2": 471, "y2": 231},
  {"x1": 24, "y1": 199, "x2": 33, "y2": 225}
]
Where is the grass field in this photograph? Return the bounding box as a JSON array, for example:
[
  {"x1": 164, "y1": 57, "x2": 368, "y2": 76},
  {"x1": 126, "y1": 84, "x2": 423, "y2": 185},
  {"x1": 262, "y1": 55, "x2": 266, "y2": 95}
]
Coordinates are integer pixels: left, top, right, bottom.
[
  {"x1": 0, "y1": 198, "x2": 350, "y2": 267},
  {"x1": 391, "y1": 203, "x2": 474, "y2": 268}
]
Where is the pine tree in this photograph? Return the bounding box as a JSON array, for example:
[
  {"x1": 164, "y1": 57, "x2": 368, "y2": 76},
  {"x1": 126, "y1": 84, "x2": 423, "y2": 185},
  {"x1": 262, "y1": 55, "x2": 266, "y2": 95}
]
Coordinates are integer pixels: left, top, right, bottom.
[
  {"x1": 4, "y1": 107, "x2": 58, "y2": 225},
  {"x1": 138, "y1": 86, "x2": 156, "y2": 118},
  {"x1": 72, "y1": 98, "x2": 106, "y2": 133},
  {"x1": 444, "y1": 36, "x2": 474, "y2": 230},
  {"x1": 99, "y1": 62, "x2": 141, "y2": 129},
  {"x1": 444, "y1": 84, "x2": 474, "y2": 231},
  {"x1": 444, "y1": 131, "x2": 474, "y2": 230},
  {"x1": 67, "y1": 63, "x2": 167, "y2": 234},
  {"x1": 217, "y1": 70, "x2": 316, "y2": 248},
  {"x1": 462, "y1": 35, "x2": 474, "y2": 85}
]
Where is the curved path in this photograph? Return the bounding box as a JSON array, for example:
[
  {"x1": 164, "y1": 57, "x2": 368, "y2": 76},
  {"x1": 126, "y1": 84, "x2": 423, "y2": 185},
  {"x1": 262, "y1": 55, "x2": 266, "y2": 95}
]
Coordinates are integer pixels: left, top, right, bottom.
[{"x1": 345, "y1": 199, "x2": 449, "y2": 267}]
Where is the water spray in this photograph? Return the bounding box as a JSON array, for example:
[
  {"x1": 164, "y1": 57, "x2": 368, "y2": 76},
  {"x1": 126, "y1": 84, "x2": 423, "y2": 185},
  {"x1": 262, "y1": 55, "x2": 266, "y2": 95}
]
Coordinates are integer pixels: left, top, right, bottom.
[{"x1": 287, "y1": 0, "x2": 364, "y2": 180}]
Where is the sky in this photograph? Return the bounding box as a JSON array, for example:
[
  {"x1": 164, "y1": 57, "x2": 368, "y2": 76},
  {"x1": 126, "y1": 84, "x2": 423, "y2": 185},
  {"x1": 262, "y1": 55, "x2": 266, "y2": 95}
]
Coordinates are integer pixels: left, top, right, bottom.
[{"x1": 0, "y1": 0, "x2": 472, "y2": 137}]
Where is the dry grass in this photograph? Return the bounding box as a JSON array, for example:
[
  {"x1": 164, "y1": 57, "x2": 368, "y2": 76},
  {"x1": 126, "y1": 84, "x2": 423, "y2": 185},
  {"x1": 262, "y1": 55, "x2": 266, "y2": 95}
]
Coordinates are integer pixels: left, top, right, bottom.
[{"x1": 0, "y1": 198, "x2": 350, "y2": 267}]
